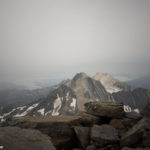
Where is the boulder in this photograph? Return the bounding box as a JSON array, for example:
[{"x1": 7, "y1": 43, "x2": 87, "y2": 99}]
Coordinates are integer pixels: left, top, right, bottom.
[
  {"x1": 91, "y1": 124, "x2": 119, "y2": 147},
  {"x1": 74, "y1": 126, "x2": 90, "y2": 149},
  {"x1": 121, "y1": 118, "x2": 150, "y2": 147},
  {"x1": 0, "y1": 127, "x2": 56, "y2": 150},
  {"x1": 84, "y1": 101, "x2": 125, "y2": 119}
]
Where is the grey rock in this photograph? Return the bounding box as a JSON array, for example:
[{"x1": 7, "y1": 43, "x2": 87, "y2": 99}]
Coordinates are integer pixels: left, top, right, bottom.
[
  {"x1": 91, "y1": 124, "x2": 119, "y2": 147},
  {"x1": 121, "y1": 118, "x2": 150, "y2": 147},
  {"x1": 74, "y1": 126, "x2": 90, "y2": 149},
  {"x1": 141, "y1": 103, "x2": 150, "y2": 118},
  {"x1": 86, "y1": 145, "x2": 97, "y2": 150}
]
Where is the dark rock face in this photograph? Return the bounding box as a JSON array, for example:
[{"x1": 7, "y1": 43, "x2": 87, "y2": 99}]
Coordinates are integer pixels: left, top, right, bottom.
[
  {"x1": 91, "y1": 124, "x2": 119, "y2": 147},
  {"x1": 0, "y1": 126, "x2": 56, "y2": 150},
  {"x1": 74, "y1": 126, "x2": 90, "y2": 149},
  {"x1": 113, "y1": 88, "x2": 150, "y2": 110},
  {"x1": 70, "y1": 72, "x2": 114, "y2": 111},
  {"x1": 121, "y1": 118, "x2": 150, "y2": 147},
  {"x1": 141, "y1": 103, "x2": 150, "y2": 118},
  {"x1": 84, "y1": 101, "x2": 125, "y2": 119}
]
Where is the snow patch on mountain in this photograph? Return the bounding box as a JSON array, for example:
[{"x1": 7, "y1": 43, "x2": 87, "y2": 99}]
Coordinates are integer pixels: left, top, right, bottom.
[
  {"x1": 51, "y1": 94, "x2": 62, "y2": 116},
  {"x1": 16, "y1": 106, "x2": 26, "y2": 111},
  {"x1": 14, "y1": 103, "x2": 39, "y2": 117},
  {"x1": 93, "y1": 73, "x2": 131, "y2": 94},
  {"x1": 70, "y1": 98, "x2": 76, "y2": 111},
  {"x1": 45, "y1": 110, "x2": 52, "y2": 115},
  {"x1": 66, "y1": 92, "x2": 70, "y2": 101},
  {"x1": 37, "y1": 108, "x2": 45, "y2": 115},
  {"x1": 0, "y1": 108, "x2": 17, "y2": 121}
]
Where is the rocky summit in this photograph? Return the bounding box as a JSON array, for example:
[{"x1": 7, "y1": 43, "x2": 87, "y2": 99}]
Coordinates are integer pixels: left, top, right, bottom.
[{"x1": 1, "y1": 101, "x2": 150, "y2": 150}]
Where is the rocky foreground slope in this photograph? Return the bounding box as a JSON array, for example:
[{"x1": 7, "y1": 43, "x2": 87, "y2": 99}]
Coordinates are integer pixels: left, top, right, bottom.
[{"x1": 0, "y1": 101, "x2": 150, "y2": 150}]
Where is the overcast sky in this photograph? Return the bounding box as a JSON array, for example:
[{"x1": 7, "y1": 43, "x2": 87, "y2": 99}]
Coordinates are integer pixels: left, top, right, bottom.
[{"x1": 0, "y1": 0, "x2": 150, "y2": 87}]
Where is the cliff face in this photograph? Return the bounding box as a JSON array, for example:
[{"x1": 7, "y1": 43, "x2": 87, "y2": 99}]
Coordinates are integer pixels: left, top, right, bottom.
[{"x1": 70, "y1": 72, "x2": 114, "y2": 110}]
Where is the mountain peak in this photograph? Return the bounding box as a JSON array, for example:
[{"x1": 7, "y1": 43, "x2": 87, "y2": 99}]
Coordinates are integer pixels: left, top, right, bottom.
[
  {"x1": 94, "y1": 73, "x2": 115, "y2": 81},
  {"x1": 72, "y1": 72, "x2": 88, "y2": 81},
  {"x1": 93, "y1": 72, "x2": 130, "y2": 93}
]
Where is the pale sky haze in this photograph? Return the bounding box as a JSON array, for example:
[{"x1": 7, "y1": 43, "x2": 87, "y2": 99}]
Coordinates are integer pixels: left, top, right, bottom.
[{"x1": 0, "y1": 0, "x2": 150, "y2": 87}]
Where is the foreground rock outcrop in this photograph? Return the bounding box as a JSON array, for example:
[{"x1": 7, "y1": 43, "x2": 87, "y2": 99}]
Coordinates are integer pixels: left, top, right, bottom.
[
  {"x1": 0, "y1": 126, "x2": 56, "y2": 150},
  {"x1": 3, "y1": 113, "x2": 99, "y2": 150},
  {"x1": 1, "y1": 101, "x2": 150, "y2": 150}
]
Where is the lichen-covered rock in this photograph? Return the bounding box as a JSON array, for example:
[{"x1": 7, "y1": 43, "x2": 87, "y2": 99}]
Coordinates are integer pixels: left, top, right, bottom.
[
  {"x1": 84, "y1": 101, "x2": 125, "y2": 119},
  {"x1": 91, "y1": 124, "x2": 119, "y2": 147},
  {"x1": 0, "y1": 127, "x2": 56, "y2": 150}
]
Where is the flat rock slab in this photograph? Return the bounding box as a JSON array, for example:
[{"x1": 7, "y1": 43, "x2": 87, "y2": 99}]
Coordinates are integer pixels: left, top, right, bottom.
[
  {"x1": 0, "y1": 127, "x2": 56, "y2": 150},
  {"x1": 91, "y1": 124, "x2": 119, "y2": 147},
  {"x1": 84, "y1": 101, "x2": 125, "y2": 119}
]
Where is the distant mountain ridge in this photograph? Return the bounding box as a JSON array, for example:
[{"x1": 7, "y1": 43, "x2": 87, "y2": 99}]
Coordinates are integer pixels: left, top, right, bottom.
[
  {"x1": 127, "y1": 76, "x2": 150, "y2": 89},
  {"x1": 1, "y1": 72, "x2": 150, "y2": 122}
]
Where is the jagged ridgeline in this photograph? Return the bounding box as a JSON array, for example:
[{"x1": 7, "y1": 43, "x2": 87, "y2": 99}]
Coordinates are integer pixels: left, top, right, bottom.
[{"x1": 1, "y1": 72, "x2": 150, "y2": 121}]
